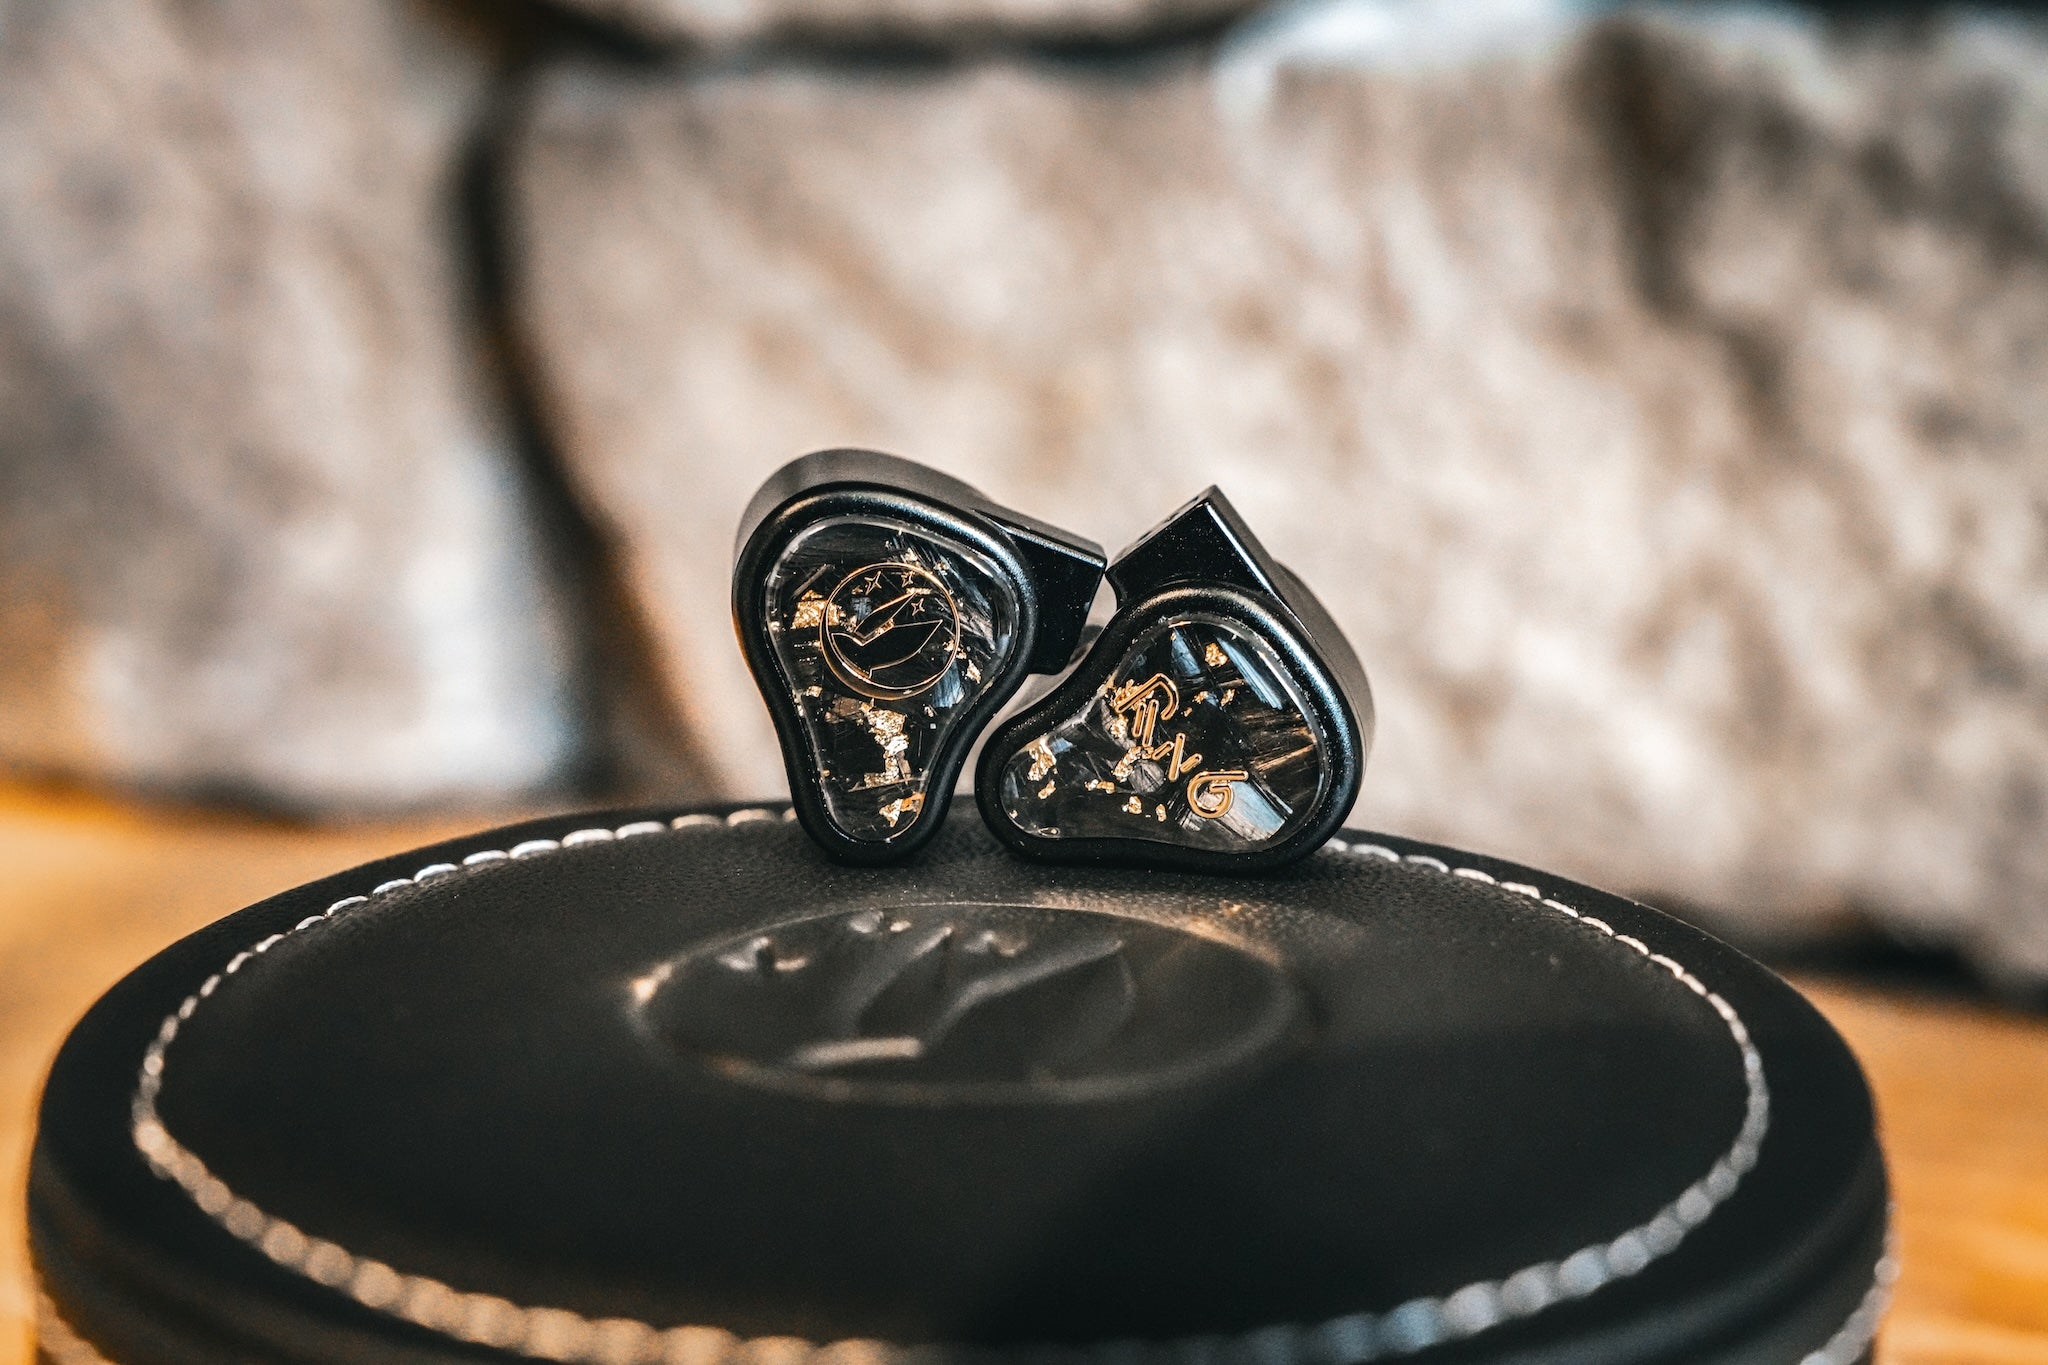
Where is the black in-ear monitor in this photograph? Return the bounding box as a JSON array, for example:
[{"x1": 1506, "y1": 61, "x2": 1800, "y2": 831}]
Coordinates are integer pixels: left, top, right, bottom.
[
  {"x1": 735, "y1": 449, "x2": 1106, "y2": 864},
  {"x1": 976, "y1": 488, "x2": 1372, "y2": 872}
]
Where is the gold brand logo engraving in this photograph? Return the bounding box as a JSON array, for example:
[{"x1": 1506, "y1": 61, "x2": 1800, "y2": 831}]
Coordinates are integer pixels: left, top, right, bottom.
[
  {"x1": 818, "y1": 561, "x2": 962, "y2": 701},
  {"x1": 1186, "y1": 769, "x2": 1249, "y2": 819},
  {"x1": 1106, "y1": 662, "x2": 1247, "y2": 821},
  {"x1": 1109, "y1": 673, "x2": 1179, "y2": 756}
]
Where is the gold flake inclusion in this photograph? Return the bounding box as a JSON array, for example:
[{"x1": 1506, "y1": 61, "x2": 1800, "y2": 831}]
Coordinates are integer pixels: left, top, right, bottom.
[{"x1": 878, "y1": 793, "x2": 925, "y2": 827}]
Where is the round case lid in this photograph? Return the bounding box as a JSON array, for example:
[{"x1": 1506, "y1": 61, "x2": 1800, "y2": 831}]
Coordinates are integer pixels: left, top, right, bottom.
[{"x1": 31, "y1": 805, "x2": 1890, "y2": 1365}]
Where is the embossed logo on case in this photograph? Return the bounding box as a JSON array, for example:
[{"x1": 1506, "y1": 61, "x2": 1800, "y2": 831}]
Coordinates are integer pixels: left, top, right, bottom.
[{"x1": 635, "y1": 903, "x2": 1301, "y2": 1104}]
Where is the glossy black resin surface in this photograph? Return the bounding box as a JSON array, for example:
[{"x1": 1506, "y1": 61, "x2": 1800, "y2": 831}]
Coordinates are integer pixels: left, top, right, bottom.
[
  {"x1": 993, "y1": 612, "x2": 1330, "y2": 853},
  {"x1": 736, "y1": 450, "x2": 1103, "y2": 863},
  {"x1": 980, "y1": 489, "x2": 1371, "y2": 872},
  {"x1": 762, "y1": 515, "x2": 1019, "y2": 842}
]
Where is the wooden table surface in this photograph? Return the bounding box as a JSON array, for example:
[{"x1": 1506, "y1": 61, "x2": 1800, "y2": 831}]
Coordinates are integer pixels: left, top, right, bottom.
[{"x1": 2, "y1": 785, "x2": 2044, "y2": 1364}]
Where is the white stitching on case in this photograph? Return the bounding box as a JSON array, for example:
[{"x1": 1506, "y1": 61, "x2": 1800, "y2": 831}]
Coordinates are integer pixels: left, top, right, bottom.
[
  {"x1": 1800, "y1": 1229, "x2": 1897, "y2": 1365},
  {"x1": 33, "y1": 1248, "x2": 1901, "y2": 1365},
  {"x1": 123, "y1": 816, "x2": 1804, "y2": 1365}
]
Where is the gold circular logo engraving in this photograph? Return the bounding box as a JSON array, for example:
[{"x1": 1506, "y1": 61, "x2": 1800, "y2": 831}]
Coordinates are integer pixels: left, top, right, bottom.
[{"x1": 821, "y1": 562, "x2": 962, "y2": 701}]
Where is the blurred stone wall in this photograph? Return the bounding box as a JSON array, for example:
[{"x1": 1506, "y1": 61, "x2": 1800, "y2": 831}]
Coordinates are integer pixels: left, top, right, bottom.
[
  {"x1": 3, "y1": 0, "x2": 2046, "y2": 982},
  {"x1": 0, "y1": 0, "x2": 603, "y2": 812}
]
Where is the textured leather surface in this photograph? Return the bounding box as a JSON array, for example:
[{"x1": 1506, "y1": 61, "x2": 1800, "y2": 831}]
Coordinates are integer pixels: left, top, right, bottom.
[{"x1": 30, "y1": 805, "x2": 1887, "y2": 1364}]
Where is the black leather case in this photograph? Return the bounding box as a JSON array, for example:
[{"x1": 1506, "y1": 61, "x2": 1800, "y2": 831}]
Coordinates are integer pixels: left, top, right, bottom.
[{"x1": 30, "y1": 805, "x2": 1891, "y2": 1365}]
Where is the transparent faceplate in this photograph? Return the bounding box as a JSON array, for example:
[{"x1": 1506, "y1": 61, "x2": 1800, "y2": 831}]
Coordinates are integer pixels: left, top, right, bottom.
[
  {"x1": 995, "y1": 614, "x2": 1329, "y2": 852},
  {"x1": 766, "y1": 516, "x2": 1020, "y2": 842}
]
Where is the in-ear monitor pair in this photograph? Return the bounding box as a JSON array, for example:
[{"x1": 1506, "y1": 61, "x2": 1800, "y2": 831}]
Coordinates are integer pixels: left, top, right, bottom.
[{"x1": 735, "y1": 450, "x2": 1372, "y2": 871}]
